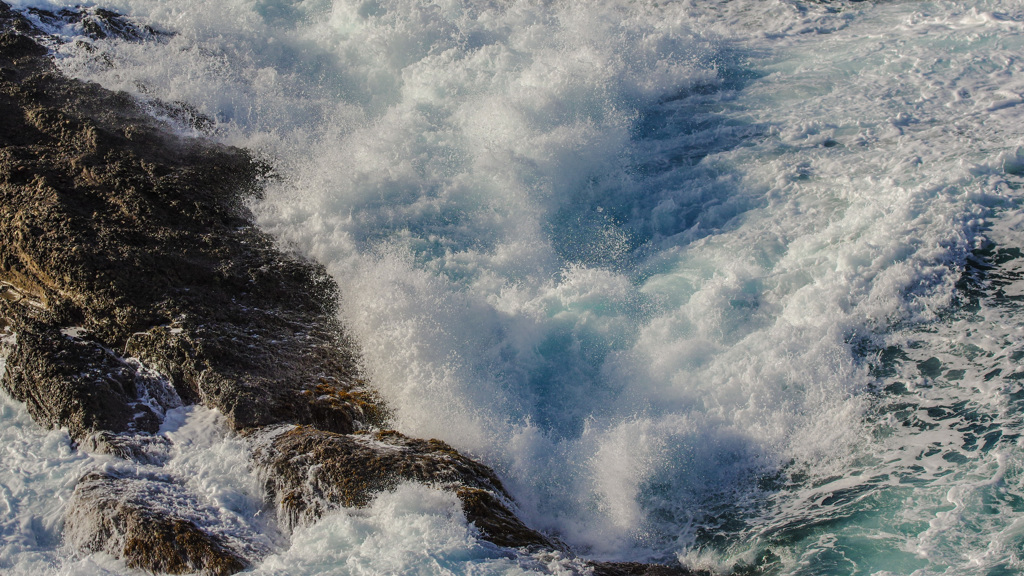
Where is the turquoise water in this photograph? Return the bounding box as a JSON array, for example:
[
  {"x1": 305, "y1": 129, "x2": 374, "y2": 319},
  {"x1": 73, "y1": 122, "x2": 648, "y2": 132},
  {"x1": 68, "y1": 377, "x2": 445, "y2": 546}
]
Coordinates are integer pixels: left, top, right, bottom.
[{"x1": 5, "y1": 0, "x2": 1024, "y2": 574}]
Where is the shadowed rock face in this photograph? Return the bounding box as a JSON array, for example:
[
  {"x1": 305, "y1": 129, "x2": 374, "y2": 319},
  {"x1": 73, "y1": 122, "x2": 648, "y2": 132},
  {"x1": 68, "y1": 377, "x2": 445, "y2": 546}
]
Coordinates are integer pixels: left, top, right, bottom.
[{"x1": 0, "y1": 3, "x2": 700, "y2": 575}]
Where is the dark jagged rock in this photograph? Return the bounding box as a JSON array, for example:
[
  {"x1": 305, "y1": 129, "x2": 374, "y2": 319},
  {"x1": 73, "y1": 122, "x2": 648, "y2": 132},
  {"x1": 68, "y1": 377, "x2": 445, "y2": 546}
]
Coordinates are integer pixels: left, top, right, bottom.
[
  {"x1": 0, "y1": 312, "x2": 172, "y2": 440},
  {"x1": 0, "y1": 3, "x2": 370, "y2": 437},
  {"x1": 25, "y1": 5, "x2": 164, "y2": 42},
  {"x1": 255, "y1": 426, "x2": 559, "y2": 550},
  {"x1": 0, "y1": 5, "x2": 377, "y2": 571},
  {"x1": 66, "y1": 472, "x2": 253, "y2": 576},
  {"x1": 590, "y1": 563, "x2": 704, "y2": 576},
  {"x1": 80, "y1": 430, "x2": 173, "y2": 463},
  {"x1": 0, "y1": 2, "x2": 38, "y2": 37}
]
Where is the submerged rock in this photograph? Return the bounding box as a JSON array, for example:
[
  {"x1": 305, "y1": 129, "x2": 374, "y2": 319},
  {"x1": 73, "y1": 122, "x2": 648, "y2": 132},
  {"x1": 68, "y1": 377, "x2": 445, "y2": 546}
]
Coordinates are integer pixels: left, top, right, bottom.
[
  {"x1": 66, "y1": 472, "x2": 253, "y2": 576},
  {"x1": 255, "y1": 426, "x2": 559, "y2": 550},
  {"x1": 591, "y1": 563, "x2": 705, "y2": 576},
  {"x1": 25, "y1": 4, "x2": 164, "y2": 42},
  {"x1": 80, "y1": 430, "x2": 174, "y2": 463}
]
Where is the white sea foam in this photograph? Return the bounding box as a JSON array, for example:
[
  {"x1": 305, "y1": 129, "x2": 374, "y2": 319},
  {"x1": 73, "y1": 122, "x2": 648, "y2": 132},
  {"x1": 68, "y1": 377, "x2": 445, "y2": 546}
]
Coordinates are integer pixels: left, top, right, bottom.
[
  {"x1": 0, "y1": 365, "x2": 272, "y2": 574},
  {"x1": 6, "y1": 0, "x2": 1024, "y2": 574},
  {"x1": 252, "y1": 482, "x2": 592, "y2": 576},
  {"x1": 0, "y1": 378, "x2": 95, "y2": 575}
]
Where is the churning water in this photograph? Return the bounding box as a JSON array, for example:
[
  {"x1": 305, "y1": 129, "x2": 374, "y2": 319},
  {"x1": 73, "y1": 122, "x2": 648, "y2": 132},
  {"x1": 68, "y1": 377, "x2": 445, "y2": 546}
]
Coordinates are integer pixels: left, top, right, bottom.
[{"x1": 5, "y1": 0, "x2": 1024, "y2": 574}]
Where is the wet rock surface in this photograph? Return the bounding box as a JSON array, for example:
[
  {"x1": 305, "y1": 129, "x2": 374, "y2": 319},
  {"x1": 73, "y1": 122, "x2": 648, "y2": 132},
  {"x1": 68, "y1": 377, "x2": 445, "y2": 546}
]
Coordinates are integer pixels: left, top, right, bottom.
[
  {"x1": 80, "y1": 430, "x2": 174, "y2": 463},
  {"x1": 0, "y1": 3, "x2": 700, "y2": 575},
  {"x1": 256, "y1": 426, "x2": 559, "y2": 549},
  {"x1": 0, "y1": 315, "x2": 167, "y2": 439},
  {"x1": 591, "y1": 563, "x2": 704, "y2": 576},
  {"x1": 66, "y1": 472, "x2": 254, "y2": 576},
  {"x1": 25, "y1": 4, "x2": 164, "y2": 42},
  {"x1": 0, "y1": 1, "x2": 367, "y2": 437}
]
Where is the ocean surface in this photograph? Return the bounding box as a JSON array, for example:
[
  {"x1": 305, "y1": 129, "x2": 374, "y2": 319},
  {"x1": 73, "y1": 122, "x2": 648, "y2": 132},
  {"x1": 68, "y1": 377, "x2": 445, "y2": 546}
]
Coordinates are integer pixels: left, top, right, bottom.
[{"x1": 4, "y1": 0, "x2": 1024, "y2": 574}]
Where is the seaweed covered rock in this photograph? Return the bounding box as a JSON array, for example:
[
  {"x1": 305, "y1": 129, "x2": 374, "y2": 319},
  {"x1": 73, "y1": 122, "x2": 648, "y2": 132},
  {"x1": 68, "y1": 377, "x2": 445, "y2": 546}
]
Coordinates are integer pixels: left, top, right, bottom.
[{"x1": 66, "y1": 472, "x2": 255, "y2": 576}]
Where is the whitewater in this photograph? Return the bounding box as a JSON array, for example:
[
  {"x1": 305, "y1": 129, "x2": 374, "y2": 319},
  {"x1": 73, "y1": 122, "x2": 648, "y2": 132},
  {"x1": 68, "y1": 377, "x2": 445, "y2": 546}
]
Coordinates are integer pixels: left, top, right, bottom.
[{"x1": 4, "y1": 0, "x2": 1024, "y2": 574}]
